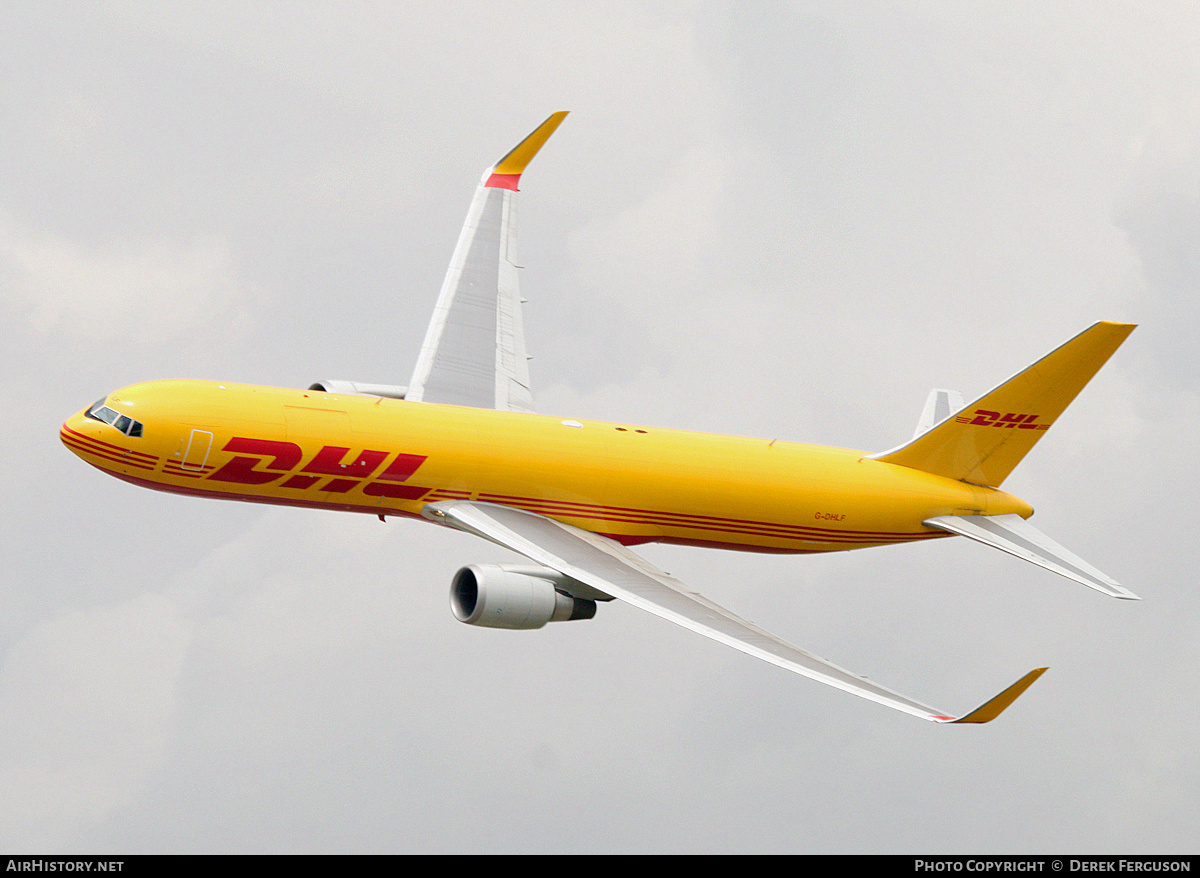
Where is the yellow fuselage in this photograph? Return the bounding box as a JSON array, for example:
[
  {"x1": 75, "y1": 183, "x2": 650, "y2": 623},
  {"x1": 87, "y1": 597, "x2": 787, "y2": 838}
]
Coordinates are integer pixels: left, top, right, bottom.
[{"x1": 61, "y1": 380, "x2": 1032, "y2": 553}]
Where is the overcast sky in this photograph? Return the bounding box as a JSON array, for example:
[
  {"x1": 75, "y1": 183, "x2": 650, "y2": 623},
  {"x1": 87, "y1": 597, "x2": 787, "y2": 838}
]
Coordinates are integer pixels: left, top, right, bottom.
[{"x1": 2, "y1": 1, "x2": 1197, "y2": 854}]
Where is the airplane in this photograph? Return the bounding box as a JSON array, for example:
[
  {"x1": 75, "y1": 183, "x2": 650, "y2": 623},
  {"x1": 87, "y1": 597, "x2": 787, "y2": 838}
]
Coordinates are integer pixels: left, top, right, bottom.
[{"x1": 61, "y1": 111, "x2": 1137, "y2": 724}]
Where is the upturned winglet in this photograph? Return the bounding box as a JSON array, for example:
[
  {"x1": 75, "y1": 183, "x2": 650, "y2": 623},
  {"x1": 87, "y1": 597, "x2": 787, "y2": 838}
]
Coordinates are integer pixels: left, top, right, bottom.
[
  {"x1": 939, "y1": 667, "x2": 1048, "y2": 724},
  {"x1": 485, "y1": 111, "x2": 569, "y2": 190}
]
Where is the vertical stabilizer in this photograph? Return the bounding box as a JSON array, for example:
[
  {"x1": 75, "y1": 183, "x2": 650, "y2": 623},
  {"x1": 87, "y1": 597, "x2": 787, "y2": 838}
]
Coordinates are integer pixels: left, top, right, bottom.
[
  {"x1": 869, "y1": 322, "x2": 1135, "y2": 487},
  {"x1": 912, "y1": 388, "x2": 965, "y2": 440}
]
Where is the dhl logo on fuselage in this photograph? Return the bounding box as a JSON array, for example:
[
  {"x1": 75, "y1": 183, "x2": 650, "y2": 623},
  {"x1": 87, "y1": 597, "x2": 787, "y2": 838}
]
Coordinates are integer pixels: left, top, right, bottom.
[
  {"x1": 954, "y1": 410, "x2": 1050, "y2": 430},
  {"x1": 204, "y1": 437, "x2": 429, "y2": 499}
]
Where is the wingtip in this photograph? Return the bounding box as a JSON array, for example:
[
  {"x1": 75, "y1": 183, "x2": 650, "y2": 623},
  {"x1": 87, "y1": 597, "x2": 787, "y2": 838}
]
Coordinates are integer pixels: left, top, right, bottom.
[
  {"x1": 486, "y1": 111, "x2": 570, "y2": 189},
  {"x1": 942, "y1": 667, "x2": 1049, "y2": 724}
]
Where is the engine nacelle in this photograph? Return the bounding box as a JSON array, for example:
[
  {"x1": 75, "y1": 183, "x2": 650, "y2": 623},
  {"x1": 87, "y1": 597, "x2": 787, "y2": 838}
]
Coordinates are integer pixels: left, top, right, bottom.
[
  {"x1": 307, "y1": 380, "x2": 407, "y2": 399},
  {"x1": 450, "y1": 564, "x2": 598, "y2": 630}
]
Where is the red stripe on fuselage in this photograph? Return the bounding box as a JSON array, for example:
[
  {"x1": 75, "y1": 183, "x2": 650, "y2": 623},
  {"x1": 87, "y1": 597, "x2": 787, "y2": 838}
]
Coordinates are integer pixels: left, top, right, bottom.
[
  {"x1": 61, "y1": 431, "x2": 157, "y2": 471},
  {"x1": 106, "y1": 468, "x2": 426, "y2": 520},
  {"x1": 61, "y1": 424, "x2": 159, "y2": 465},
  {"x1": 474, "y1": 492, "x2": 939, "y2": 545}
]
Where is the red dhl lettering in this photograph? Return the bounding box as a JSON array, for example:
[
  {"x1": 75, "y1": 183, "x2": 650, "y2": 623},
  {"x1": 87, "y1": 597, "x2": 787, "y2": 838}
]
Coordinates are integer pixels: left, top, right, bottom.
[
  {"x1": 954, "y1": 410, "x2": 1050, "y2": 430},
  {"x1": 280, "y1": 446, "x2": 390, "y2": 490},
  {"x1": 364, "y1": 453, "x2": 429, "y2": 499},
  {"x1": 208, "y1": 438, "x2": 304, "y2": 484},
  {"x1": 206, "y1": 438, "x2": 427, "y2": 493}
]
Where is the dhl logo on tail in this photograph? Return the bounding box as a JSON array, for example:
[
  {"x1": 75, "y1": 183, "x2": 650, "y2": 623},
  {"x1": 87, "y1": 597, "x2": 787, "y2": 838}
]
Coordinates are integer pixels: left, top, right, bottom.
[{"x1": 955, "y1": 410, "x2": 1050, "y2": 430}]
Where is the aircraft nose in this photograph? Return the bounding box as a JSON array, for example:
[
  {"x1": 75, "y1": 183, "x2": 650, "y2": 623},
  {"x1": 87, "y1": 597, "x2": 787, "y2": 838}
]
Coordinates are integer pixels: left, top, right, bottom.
[
  {"x1": 61, "y1": 397, "x2": 159, "y2": 477},
  {"x1": 60, "y1": 409, "x2": 98, "y2": 462}
]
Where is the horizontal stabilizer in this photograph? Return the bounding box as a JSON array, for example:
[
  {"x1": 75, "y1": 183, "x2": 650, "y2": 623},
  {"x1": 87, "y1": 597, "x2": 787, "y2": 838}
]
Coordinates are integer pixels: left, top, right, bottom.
[{"x1": 924, "y1": 514, "x2": 1138, "y2": 600}]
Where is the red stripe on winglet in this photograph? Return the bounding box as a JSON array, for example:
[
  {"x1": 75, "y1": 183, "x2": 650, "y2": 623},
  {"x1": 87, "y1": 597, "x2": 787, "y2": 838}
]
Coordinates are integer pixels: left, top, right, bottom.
[{"x1": 484, "y1": 173, "x2": 521, "y2": 191}]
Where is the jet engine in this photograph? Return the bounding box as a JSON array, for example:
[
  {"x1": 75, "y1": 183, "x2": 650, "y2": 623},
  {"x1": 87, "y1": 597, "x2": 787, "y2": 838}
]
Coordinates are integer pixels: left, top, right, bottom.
[
  {"x1": 450, "y1": 564, "x2": 600, "y2": 630},
  {"x1": 307, "y1": 380, "x2": 407, "y2": 399}
]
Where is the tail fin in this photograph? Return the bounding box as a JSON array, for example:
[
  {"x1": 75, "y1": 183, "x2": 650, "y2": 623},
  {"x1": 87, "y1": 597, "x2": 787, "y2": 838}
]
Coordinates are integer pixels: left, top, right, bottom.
[
  {"x1": 911, "y1": 388, "x2": 965, "y2": 440},
  {"x1": 868, "y1": 322, "x2": 1136, "y2": 487}
]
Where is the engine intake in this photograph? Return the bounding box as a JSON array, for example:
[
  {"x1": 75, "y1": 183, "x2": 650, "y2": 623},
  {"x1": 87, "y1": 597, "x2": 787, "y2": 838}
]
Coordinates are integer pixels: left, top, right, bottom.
[{"x1": 450, "y1": 564, "x2": 598, "y2": 630}]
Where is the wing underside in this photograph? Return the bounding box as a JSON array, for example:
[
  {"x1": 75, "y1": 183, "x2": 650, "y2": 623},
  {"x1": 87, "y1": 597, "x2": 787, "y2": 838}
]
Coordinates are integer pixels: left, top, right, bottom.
[{"x1": 422, "y1": 500, "x2": 1045, "y2": 724}]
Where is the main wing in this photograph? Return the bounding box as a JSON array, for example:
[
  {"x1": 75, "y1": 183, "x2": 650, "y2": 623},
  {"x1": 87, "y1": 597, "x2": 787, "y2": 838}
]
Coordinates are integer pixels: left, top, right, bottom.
[
  {"x1": 406, "y1": 112, "x2": 568, "y2": 412},
  {"x1": 422, "y1": 500, "x2": 1046, "y2": 724}
]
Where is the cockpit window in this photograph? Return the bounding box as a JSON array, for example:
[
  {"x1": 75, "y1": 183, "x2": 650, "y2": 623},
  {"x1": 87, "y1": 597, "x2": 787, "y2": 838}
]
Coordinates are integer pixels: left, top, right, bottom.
[{"x1": 85, "y1": 399, "x2": 144, "y2": 438}]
